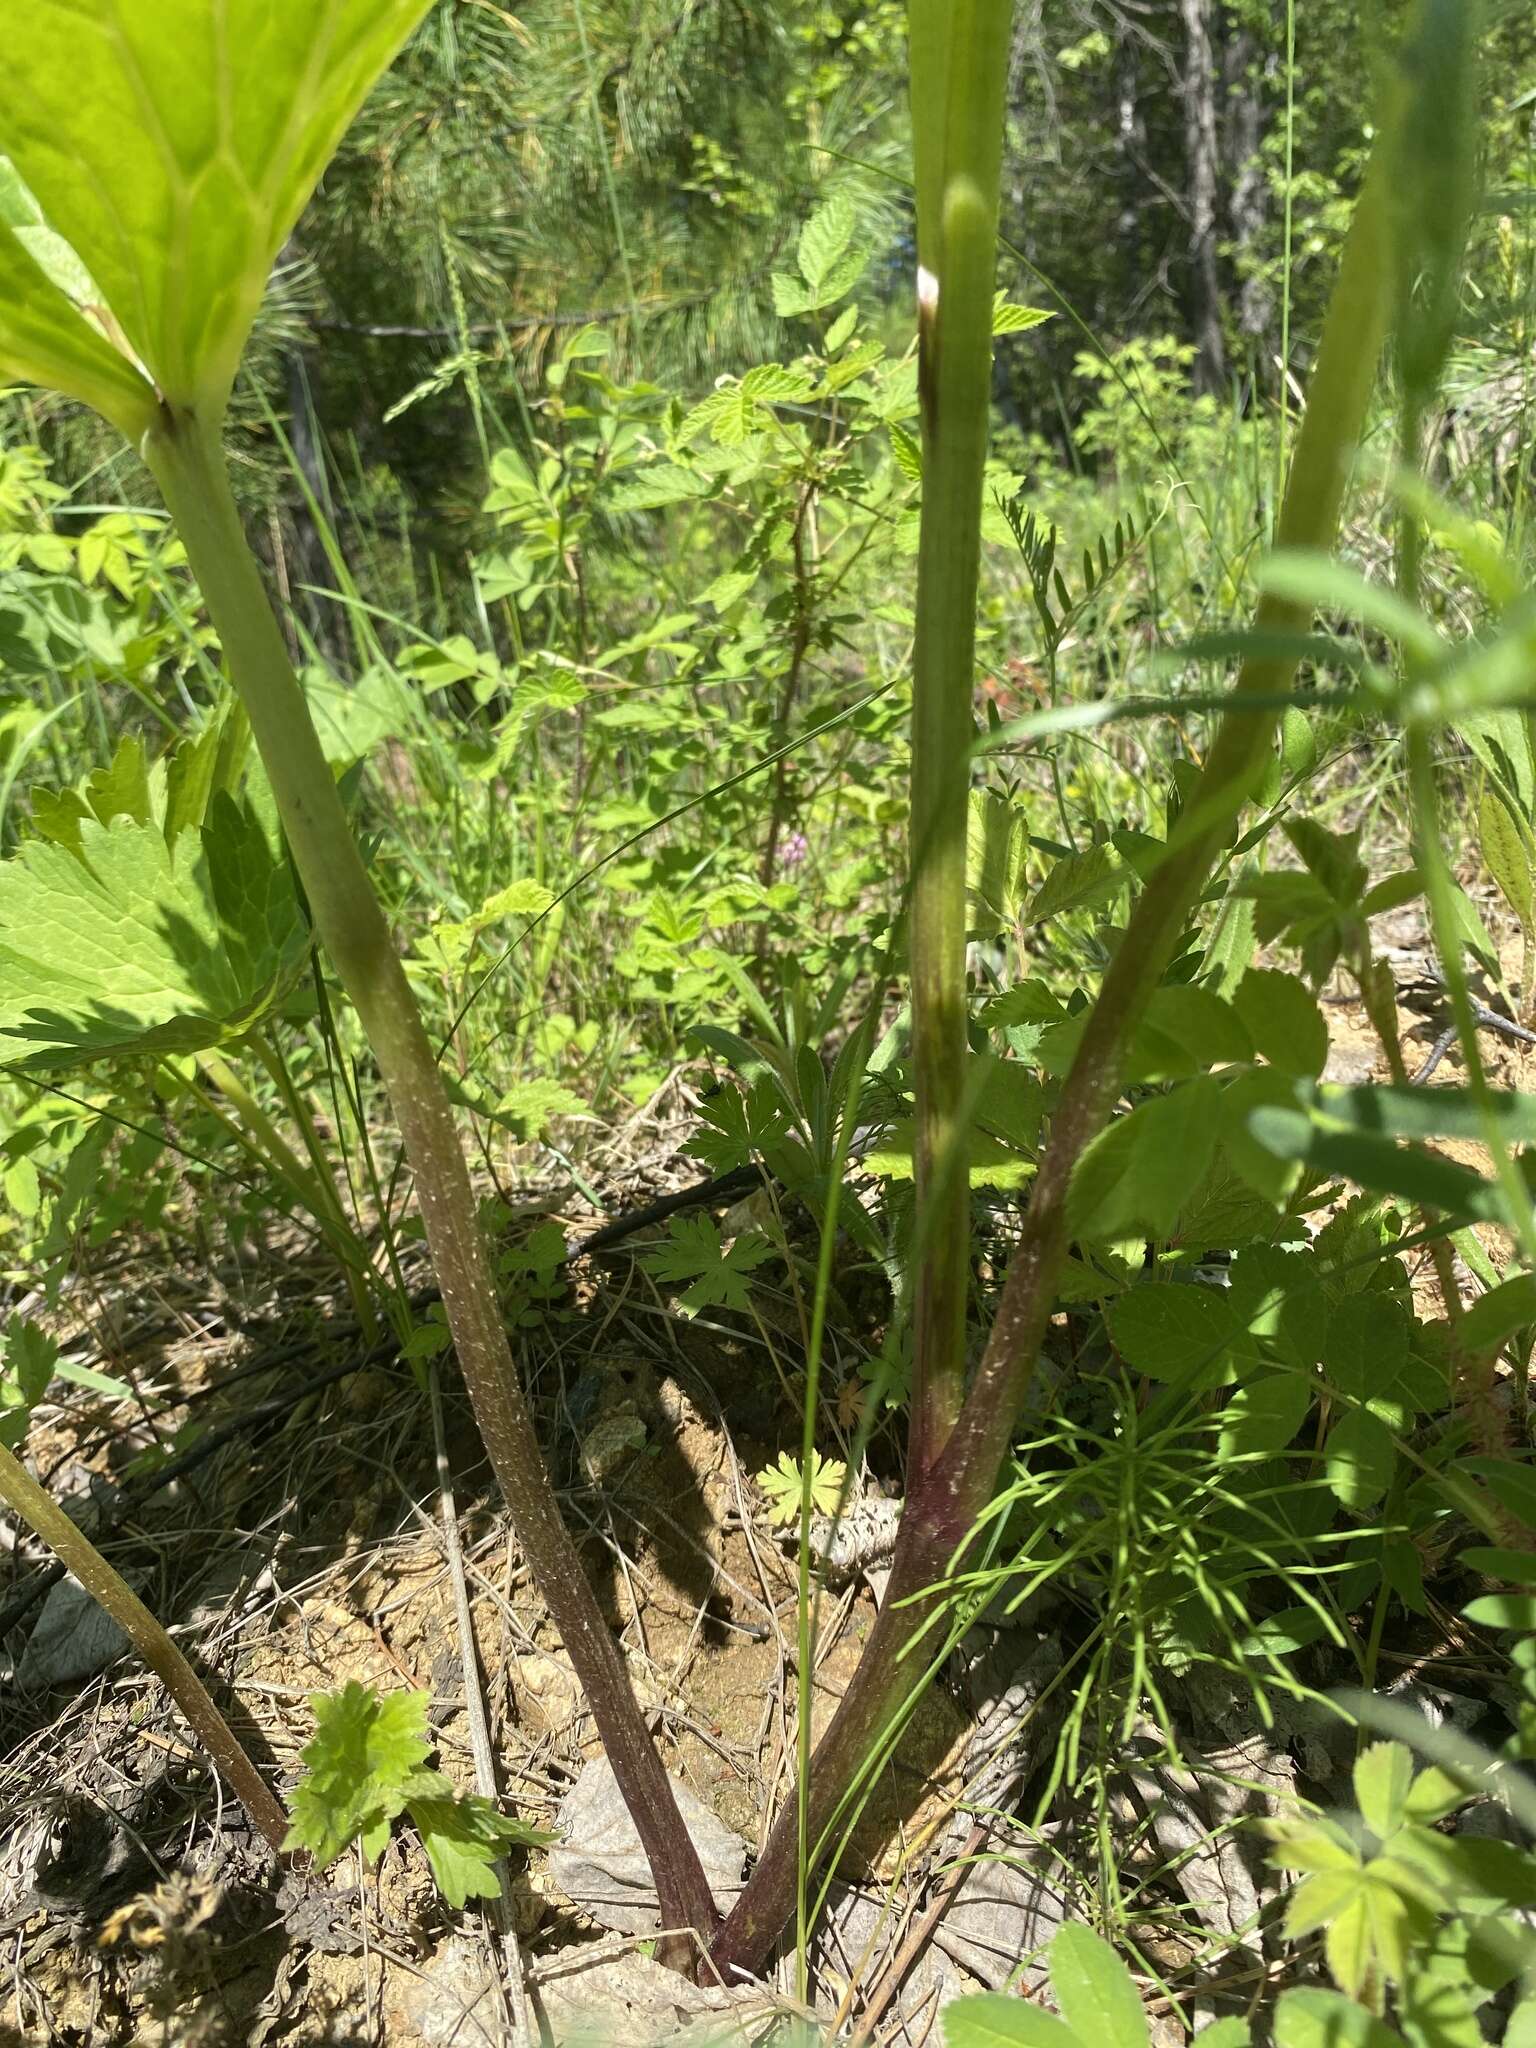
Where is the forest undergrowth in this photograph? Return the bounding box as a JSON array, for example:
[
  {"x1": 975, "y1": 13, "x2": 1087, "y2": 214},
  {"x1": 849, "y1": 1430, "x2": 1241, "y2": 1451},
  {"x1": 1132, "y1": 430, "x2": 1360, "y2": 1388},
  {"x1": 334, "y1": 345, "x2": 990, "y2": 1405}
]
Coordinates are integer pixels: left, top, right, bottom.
[{"x1": 0, "y1": 2, "x2": 1534, "y2": 2045}]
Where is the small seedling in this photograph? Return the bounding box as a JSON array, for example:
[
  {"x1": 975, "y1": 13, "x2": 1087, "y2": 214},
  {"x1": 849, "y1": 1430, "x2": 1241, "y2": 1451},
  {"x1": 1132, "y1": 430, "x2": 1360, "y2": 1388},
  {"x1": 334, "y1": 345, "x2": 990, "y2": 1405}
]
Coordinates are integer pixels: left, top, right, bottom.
[
  {"x1": 640, "y1": 1212, "x2": 778, "y2": 1317},
  {"x1": 757, "y1": 1448, "x2": 847, "y2": 1527},
  {"x1": 1265, "y1": 1739, "x2": 1536, "y2": 2028},
  {"x1": 286, "y1": 1683, "x2": 548, "y2": 1910}
]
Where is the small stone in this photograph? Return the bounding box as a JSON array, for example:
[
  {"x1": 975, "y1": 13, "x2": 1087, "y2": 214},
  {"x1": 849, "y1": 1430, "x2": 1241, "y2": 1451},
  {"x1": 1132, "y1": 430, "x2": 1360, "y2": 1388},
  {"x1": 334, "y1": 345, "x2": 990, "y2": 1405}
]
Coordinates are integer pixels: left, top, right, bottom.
[
  {"x1": 400, "y1": 1937, "x2": 500, "y2": 2046},
  {"x1": 546, "y1": 1758, "x2": 746, "y2": 1935},
  {"x1": 579, "y1": 1407, "x2": 647, "y2": 1484},
  {"x1": 513, "y1": 1651, "x2": 581, "y2": 1734},
  {"x1": 1322, "y1": 1044, "x2": 1375, "y2": 1086},
  {"x1": 533, "y1": 1945, "x2": 773, "y2": 2048}
]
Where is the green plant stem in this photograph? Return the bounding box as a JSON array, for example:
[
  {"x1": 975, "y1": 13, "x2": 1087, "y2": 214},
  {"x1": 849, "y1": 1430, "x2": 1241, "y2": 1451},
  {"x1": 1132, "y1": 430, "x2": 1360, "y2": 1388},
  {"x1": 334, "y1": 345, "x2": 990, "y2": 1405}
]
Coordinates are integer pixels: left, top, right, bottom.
[
  {"x1": 199, "y1": 1046, "x2": 359, "y2": 1258},
  {"x1": 192, "y1": 1048, "x2": 379, "y2": 1337},
  {"x1": 259, "y1": 1034, "x2": 386, "y2": 1340},
  {"x1": 709, "y1": 121, "x2": 1394, "y2": 1991},
  {"x1": 0, "y1": 1435, "x2": 289, "y2": 1849},
  {"x1": 1277, "y1": 0, "x2": 1297, "y2": 515},
  {"x1": 198, "y1": 1049, "x2": 331, "y2": 1224},
  {"x1": 251, "y1": 1034, "x2": 382, "y2": 1282},
  {"x1": 951, "y1": 145, "x2": 1392, "y2": 1473},
  {"x1": 144, "y1": 404, "x2": 720, "y2": 1951},
  {"x1": 906, "y1": 0, "x2": 1011, "y2": 1476}
]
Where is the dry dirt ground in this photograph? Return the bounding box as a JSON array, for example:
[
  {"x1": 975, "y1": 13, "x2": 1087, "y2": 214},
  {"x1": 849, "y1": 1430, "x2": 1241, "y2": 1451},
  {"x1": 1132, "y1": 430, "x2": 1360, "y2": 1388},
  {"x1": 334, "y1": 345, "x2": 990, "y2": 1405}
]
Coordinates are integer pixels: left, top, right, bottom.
[{"x1": 0, "y1": 913, "x2": 1523, "y2": 2047}]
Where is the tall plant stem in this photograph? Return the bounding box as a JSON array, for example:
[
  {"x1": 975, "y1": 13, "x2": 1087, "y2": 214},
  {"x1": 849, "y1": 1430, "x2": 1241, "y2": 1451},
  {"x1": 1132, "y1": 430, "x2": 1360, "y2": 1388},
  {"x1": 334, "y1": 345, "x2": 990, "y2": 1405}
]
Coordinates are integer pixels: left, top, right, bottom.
[
  {"x1": 144, "y1": 406, "x2": 719, "y2": 1949},
  {"x1": 906, "y1": 0, "x2": 1012, "y2": 1473},
  {"x1": 944, "y1": 148, "x2": 1392, "y2": 1482},
  {"x1": 0, "y1": 1437, "x2": 290, "y2": 1850},
  {"x1": 710, "y1": 121, "x2": 1394, "y2": 1990}
]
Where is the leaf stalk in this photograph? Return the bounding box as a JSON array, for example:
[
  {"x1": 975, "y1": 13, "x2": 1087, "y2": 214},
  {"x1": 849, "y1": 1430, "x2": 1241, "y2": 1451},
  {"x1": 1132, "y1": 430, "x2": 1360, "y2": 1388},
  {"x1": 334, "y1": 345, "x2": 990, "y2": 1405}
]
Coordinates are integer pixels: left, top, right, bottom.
[
  {"x1": 143, "y1": 405, "x2": 720, "y2": 1947},
  {"x1": 0, "y1": 1436, "x2": 290, "y2": 1850}
]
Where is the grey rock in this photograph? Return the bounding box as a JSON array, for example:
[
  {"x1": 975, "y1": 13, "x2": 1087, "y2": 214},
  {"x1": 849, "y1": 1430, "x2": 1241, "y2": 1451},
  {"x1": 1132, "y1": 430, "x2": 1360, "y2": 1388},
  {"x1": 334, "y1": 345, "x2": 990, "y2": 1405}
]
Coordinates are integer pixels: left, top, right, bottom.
[
  {"x1": 403, "y1": 1936, "x2": 501, "y2": 2046},
  {"x1": 933, "y1": 1838, "x2": 1071, "y2": 1992},
  {"x1": 811, "y1": 1881, "x2": 960, "y2": 2042},
  {"x1": 547, "y1": 1759, "x2": 747, "y2": 1936},
  {"x1": 533, "y1": 1945, "x2": 778, "y2": 2047}
]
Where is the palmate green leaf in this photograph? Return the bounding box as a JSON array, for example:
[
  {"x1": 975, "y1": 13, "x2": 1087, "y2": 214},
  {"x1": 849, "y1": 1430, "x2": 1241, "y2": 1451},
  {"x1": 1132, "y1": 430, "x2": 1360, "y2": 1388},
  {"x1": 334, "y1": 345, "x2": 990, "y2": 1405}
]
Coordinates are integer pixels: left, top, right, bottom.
[
  {"x1": 756, "y1": 1447, "x2": 847, "y2": 1528},
  {"x1": 284, "y1": 1683, "x2": 432, "y2": 1871},
  {"x1": 491, "y1": 1079, "x2": 589, "y2": 1142},
  {"x1": 1287, "y1": 1866, "x2": 1370, "y2": 1942},
  {"x1": 0, "y1": 794, "x2": 309, "y2": 1072},
  {"x1": 0, "y1": 0, "x2": 433, "y2": 418},
  {"x1": 639, "y1": 1212, "x2": 777, "y2": 1316},
  {"x1": 285, "y1": 1687, "x2": 545, "y2": 1904},
  {"x1": 1327, "y1": 1874, "x2": 1430, "y2": 1997},
  {"x1": 402, "y1": 1770, "x2": 550, "y2": 1910}
]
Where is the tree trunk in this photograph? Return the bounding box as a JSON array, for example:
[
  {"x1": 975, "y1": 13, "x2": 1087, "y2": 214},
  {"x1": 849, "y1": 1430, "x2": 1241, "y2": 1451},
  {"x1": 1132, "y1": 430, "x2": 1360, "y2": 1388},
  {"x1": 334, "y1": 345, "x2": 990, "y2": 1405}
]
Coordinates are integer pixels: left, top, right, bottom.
[
  {"x1": 1179, "y1": 0, "x2": 1226, "y2": 392},
  {"x1": 1225, "y1": 27, "x2": 1274, "y2": 346}
]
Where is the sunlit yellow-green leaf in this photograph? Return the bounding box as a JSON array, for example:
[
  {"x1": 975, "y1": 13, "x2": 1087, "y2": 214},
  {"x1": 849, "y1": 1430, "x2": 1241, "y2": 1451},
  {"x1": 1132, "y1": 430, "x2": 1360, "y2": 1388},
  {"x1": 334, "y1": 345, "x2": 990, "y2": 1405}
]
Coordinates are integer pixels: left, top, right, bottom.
[
  {"x1": 0, "y1": 796, "x2": 310, "y2": 1070},
  {"x1": 0, "y1": 214, "x2": 153, "y2": 436},
  {"x1": 0, "y1": 0, "x2": 432, "y2": 418}
]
